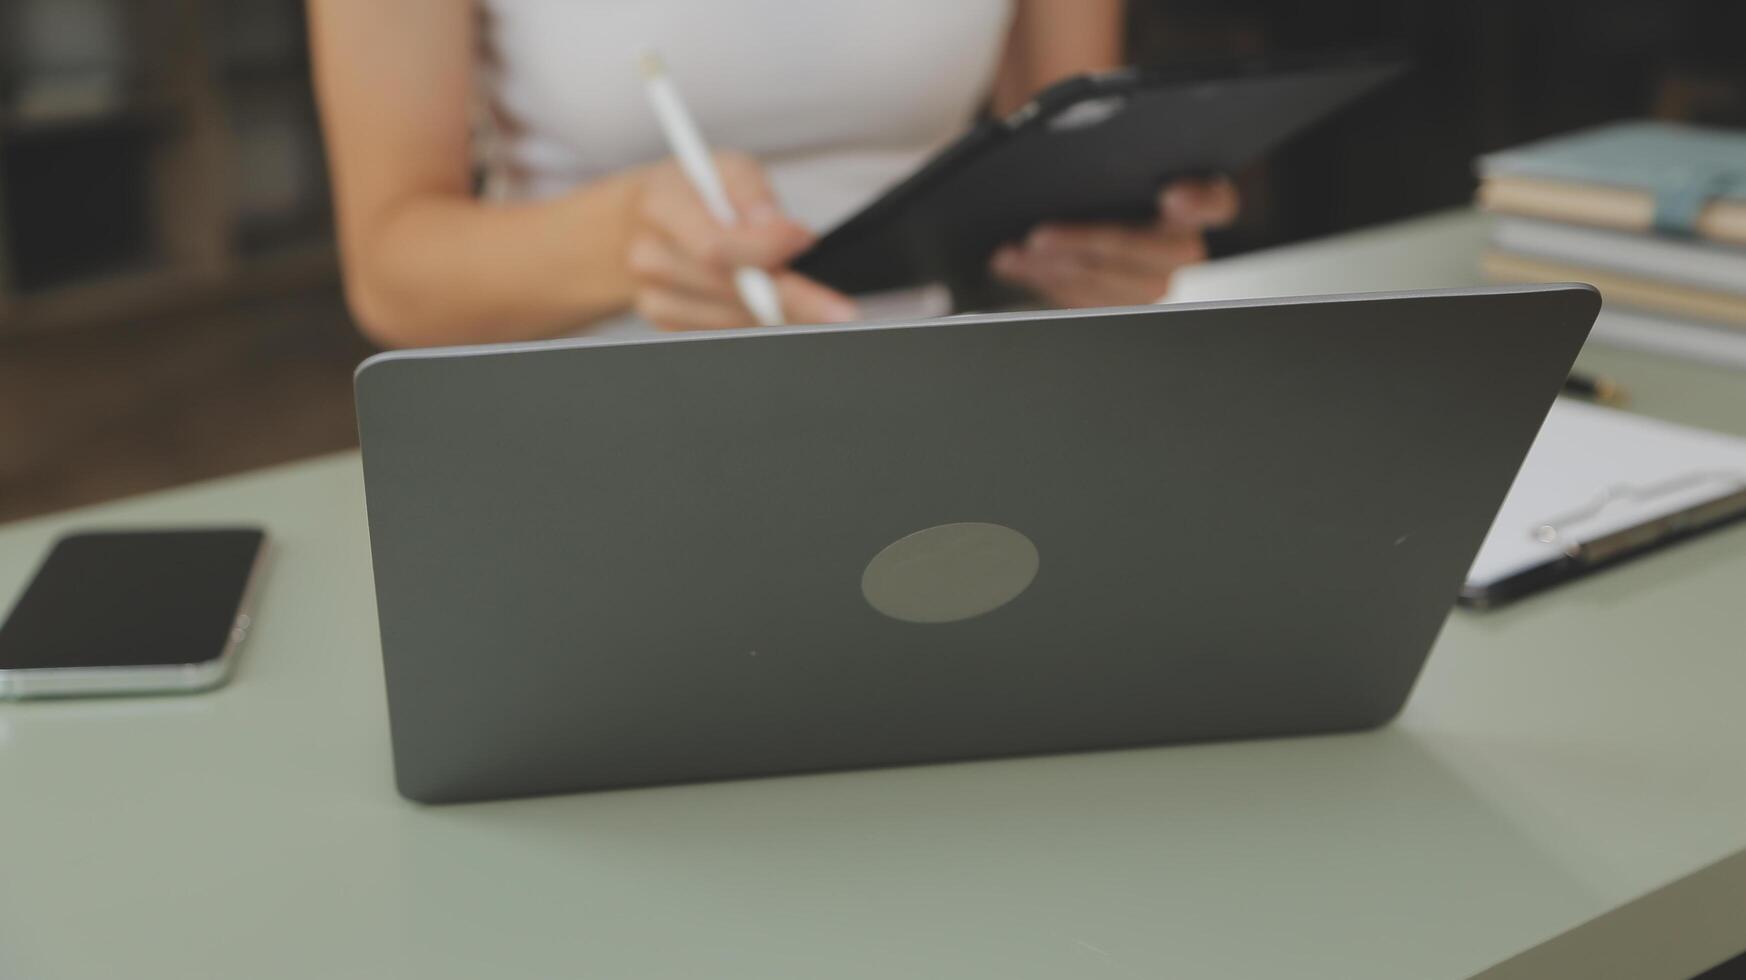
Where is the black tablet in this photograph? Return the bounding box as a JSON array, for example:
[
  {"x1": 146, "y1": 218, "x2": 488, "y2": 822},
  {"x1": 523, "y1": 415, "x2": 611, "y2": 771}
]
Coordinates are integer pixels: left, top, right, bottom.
[{"x1": 791, "y1": 51, "x2": 1405, "y2": 297}]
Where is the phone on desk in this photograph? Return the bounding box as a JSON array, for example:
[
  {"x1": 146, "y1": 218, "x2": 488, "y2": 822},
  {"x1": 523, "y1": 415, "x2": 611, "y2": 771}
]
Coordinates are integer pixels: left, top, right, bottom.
[{"x1": 0, "y1": 528, "x2": 265, "y2": 699}]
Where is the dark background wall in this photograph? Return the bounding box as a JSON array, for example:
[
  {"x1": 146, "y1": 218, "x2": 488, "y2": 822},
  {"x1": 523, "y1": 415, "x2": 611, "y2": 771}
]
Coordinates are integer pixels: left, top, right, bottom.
[{"x1": 1127, "y1": 0, "x2": 1746, "y2": 251}]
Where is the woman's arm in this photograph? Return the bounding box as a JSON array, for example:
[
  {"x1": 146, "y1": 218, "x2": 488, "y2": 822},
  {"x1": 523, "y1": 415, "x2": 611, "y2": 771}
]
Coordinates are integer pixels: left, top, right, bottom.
[
  {"x1": 309, "y1": 0, "x2": 852, "y2": 345},
  {"x1": 991, "y1": 0, "x2": 1126, "y2": 116},
  {"x1": 309, "y1": 0, "x2": 644, "y2": 346}
]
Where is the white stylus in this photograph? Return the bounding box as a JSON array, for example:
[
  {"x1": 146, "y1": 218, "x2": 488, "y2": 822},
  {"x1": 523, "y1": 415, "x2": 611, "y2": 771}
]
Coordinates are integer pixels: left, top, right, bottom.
[{"x1": 638, "y1": 50, "x2": 786, "y2": 327}]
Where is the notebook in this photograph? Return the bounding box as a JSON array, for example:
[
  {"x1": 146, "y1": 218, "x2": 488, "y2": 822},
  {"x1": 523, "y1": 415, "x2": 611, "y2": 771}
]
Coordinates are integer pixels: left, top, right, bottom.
[
  {"x1": 1476, "y1": 121, "x2": 1746, "y2": 245},
  {"x1": 1586, "y1": 306, "x2": 1746, "y2": 371},
  {"x1": 1463, "y1": 399, "x2": 1746, "y2": 607},
  {"x1": 1480, "y1": 250, "x2": 1746, "y2": 328},
  {"x1": 1490, "y1": 216, "x2": 1746, "y2": 298}
]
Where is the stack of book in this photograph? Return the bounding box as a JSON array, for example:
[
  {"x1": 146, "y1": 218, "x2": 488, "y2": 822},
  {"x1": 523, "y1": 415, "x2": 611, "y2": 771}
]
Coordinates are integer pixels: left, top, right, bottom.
[{"x1": 1476, "y1": 121, "x2": 1746, "y2": 369}]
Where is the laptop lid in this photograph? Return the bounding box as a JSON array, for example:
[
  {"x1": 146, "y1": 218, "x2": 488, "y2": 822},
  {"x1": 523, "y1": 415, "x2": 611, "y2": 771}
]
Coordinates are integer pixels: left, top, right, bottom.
[{"x1": 355, "y1": 285, "x2": 1598, "y2": 803}]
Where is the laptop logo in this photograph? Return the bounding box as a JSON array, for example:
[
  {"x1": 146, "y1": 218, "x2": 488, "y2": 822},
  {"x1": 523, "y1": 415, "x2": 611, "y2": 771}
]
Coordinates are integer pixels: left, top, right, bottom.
[{"x1": 861, "y1": 522, "x2": 1039, "y2": 624}]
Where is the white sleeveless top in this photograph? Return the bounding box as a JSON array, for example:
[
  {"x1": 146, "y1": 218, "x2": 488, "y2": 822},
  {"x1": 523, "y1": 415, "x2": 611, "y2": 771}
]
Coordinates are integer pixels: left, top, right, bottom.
[{"x1": 476, "y1": 0, "x2": 1013, "y2": 332}]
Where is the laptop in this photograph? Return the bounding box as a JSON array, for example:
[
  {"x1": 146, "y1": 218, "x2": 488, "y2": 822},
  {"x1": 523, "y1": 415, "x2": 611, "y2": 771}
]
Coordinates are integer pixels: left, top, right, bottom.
[{"x1": 355, "y1": 284, "x2": 1598, "y2": 804}]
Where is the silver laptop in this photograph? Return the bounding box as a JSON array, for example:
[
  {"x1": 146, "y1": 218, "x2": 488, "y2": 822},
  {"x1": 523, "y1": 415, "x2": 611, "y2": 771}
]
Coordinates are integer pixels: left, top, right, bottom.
[{"x1": 355, "y1": 285, "x2": 1598, "y2": 804}]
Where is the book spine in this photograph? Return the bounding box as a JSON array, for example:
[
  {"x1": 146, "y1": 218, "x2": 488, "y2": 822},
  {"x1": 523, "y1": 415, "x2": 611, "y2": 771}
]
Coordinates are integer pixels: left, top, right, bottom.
[
  {"x1": 1478, "y1": 176, "x2": 1746, "y2": 247},
  {"x1": 1481, "y1": 250, "x2": 1746, "y2": 329},
  {"x1": 1490, "y1": 218, "x2": 1746, "y2": 298}
]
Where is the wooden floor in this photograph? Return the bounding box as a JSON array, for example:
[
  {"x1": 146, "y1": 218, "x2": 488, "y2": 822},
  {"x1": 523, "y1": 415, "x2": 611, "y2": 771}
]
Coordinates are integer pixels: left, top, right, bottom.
[{"x1": 0, "y1": 279, "x2": 375, "y2": 524}]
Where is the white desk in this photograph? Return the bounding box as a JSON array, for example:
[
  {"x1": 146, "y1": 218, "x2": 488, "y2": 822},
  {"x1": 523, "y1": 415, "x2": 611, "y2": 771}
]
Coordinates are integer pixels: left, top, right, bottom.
[{"x1": 3, "y1": 211, "x2": 1744, "y2": 980}]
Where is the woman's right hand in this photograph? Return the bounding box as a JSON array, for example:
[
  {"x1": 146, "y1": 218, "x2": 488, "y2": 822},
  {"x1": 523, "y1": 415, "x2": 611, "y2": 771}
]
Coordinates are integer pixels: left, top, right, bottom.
[{"x1": 626, "y1": 153, "x2": 859, "y2": 330}]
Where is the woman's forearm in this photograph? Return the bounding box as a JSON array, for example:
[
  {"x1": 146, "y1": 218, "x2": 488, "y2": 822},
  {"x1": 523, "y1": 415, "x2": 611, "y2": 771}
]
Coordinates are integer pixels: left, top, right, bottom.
[
  {"x1": 310, "y1": 0, "x2": 649, "y2": 348},
  {"x1": 994, "y1": 0, "x2": 1126, "y2": 115},
  {"x1": 341, "y1": 171, "x2": 646, "y2": 348}
]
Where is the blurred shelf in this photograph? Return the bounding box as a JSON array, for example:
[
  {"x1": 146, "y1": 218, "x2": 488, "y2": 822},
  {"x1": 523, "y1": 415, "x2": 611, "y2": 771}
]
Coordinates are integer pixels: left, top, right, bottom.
[
  {"x1": 0, "y1": 102, "x2": 179, "y2": 141},
  {"x1": 0, "y1": 240, "x2": 337, "y2": 336},
  {"x1": 0, "y1": 0, "x2": 336, "y2": 336},
  {"x1": 215, "y1": 66, "x2": 314, "y2": 93}
]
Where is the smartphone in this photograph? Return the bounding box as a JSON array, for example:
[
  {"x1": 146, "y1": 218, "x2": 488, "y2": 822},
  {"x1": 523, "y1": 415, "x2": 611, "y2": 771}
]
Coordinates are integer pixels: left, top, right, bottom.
[{"x1": 0, "y1": 528, "x2": 266, "y2": 699}]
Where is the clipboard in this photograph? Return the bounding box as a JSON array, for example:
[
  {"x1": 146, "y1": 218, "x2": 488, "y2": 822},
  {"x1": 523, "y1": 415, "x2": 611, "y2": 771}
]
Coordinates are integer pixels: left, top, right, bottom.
[
  {"x1": 1462, "y1": 398, "x2": 1746, "y2": 608},
  {"x1": 791, "y1": 50, "x2": 1404, "y2": 297}
]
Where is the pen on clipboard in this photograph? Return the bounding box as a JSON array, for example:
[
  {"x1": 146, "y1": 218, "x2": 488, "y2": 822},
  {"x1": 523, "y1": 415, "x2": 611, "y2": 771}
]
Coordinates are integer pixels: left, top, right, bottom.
[
  {"x1": 1563, "y1": 372, "x2": 1628, "y2": 407},
  {"x1": 638, "y1": 50, "x2": 785, "y2": 327}
]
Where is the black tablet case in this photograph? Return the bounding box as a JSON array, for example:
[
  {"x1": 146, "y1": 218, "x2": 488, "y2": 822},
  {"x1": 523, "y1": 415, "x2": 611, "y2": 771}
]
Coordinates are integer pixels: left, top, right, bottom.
[{"x1": 792, "y1": 53, "x2": 1404, "y2": 297}]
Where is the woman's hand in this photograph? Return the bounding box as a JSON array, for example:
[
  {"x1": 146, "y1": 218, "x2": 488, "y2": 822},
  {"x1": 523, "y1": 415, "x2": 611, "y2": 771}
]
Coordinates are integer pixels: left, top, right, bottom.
[
  {"x1": 989, "y1": 176, "x2": 1239, "y2": 308},
  {"x1": 627, "y1": 153, "x2": 859, "y2": 330}
]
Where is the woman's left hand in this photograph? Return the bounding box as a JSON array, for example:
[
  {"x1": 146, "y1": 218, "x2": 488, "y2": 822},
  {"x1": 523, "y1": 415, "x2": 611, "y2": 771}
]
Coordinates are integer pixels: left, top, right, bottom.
[{"x1": 989, "y1": 176, "x2": 1239, "y2": 308}]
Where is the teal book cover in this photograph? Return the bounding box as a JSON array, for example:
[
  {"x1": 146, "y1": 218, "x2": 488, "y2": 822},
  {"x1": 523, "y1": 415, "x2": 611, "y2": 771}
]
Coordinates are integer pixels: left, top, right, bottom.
[
  {"x1": 1479, "y1": 120, "x2": 1746, "y2": 235},
  {"x1": 1480, "y1": 121, "x2": 1746, "y2": 195}
]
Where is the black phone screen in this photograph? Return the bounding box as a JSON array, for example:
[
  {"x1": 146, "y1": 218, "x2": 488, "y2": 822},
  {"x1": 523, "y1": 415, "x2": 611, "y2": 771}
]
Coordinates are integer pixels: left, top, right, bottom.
[{"x1": 0, "y1": 528, "x2": 265, "y2": 670}]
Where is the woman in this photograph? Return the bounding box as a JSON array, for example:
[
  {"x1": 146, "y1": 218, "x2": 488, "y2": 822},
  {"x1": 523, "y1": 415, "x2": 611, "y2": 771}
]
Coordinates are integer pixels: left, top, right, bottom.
[{"x1": 309, "y1": 1, "x2": 1237, "y2": 347}]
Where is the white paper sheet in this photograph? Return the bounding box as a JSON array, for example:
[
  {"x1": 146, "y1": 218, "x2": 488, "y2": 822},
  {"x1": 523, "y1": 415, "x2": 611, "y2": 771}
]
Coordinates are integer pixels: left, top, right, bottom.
[{"x1": 1467, "y1": 399, "x2": 1746, "y2": 588}]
